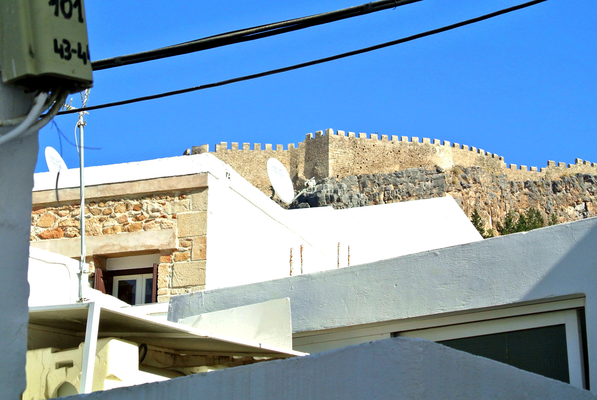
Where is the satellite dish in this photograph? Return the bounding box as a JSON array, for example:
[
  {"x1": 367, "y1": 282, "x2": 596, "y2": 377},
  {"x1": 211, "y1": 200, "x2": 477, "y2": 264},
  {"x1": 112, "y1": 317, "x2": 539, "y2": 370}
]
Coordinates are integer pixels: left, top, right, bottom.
[
  {"x1": 267, "y1": 158, "x2": 294, "y2": 204},
  {"x1": 45, "y1": 147, "x2": 68, "y2": 173}
]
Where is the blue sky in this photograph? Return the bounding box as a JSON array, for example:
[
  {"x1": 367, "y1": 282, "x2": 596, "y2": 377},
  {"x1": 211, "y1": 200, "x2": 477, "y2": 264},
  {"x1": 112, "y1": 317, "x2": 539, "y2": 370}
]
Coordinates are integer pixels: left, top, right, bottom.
[{"x1": 35, "y1": 0, "x2": 597, "y2": 174}]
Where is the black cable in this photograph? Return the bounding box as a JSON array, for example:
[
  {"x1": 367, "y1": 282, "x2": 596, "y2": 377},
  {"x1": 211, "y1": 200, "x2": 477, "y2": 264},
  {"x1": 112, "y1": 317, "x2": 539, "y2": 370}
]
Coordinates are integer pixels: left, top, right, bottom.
[
  {"x1": 92, "y1": 0, "x2": 421, "y2": 71},
  {"x1": 60, "y1": 0, "x2": 546, "y2": 116}
]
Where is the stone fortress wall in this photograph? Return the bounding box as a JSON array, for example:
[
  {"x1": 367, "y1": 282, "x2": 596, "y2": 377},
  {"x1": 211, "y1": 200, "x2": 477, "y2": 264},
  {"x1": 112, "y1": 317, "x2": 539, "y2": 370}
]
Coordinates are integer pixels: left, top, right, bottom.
[
  {"x1": 190, "y1": 128, "x2": 597, "y2": 195},
  {"x1": 189, "y1": 128, "x2": 597, "y2": 234}
]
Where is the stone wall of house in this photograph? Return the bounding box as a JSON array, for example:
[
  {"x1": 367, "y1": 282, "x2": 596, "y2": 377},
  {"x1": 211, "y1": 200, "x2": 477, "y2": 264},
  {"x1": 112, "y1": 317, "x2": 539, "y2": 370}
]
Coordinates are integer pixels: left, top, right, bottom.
[
  {"x1": 292, "y1": 167, "x2": 597, "y2": 235},
  {"x1": 31, "y1": 188, "x2": 208, "y2": 302},
  {"x1": 189, "y1": 129, "x2": 597, "y2": 197}
]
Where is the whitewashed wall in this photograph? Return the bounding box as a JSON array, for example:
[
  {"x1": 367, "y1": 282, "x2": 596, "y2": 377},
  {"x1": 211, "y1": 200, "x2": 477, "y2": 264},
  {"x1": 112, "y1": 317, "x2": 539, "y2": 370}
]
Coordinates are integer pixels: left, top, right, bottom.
[{"x1": 73, "y1": 338, "x2": 596, "y2": 400}]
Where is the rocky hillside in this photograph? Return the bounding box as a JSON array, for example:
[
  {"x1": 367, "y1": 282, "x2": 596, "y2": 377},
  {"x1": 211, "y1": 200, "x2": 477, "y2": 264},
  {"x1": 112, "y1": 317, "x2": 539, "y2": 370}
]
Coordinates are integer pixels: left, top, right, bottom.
[{"x1": 291, "y1": 166, "x2": 597, "y2": 235}]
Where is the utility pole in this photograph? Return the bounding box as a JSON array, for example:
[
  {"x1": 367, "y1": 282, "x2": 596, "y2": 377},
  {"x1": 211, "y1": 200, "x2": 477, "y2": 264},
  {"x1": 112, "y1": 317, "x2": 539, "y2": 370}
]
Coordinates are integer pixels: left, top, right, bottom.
[
  {"x1": 0, "y1": 74, "x2": 38, "y2": 400},
  {"x1": 0, "y1": 0, "x2": 93, "y2": 396}
]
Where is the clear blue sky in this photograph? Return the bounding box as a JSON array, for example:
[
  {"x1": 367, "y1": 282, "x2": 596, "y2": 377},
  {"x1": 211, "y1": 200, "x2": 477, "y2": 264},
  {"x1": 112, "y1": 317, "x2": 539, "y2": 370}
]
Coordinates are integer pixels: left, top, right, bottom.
[{"x1": 35, "y1": 0, "x2": 597, "y2": 174}]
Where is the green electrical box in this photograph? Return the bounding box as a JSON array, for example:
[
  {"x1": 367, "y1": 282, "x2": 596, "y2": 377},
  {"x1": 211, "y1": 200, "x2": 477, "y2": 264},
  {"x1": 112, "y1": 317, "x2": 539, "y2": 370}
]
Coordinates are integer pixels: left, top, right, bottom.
[{"x1": 0, "y1": 0, "x2": 93, "y2": 93}]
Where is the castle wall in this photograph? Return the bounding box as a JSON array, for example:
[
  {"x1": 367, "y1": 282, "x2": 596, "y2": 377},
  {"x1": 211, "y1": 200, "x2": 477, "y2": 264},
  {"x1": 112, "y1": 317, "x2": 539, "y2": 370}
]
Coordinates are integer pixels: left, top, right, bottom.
[
  {"x1": 193, "y1": 142, "x2": 298, "y2": 196},
  {"x1": 192, "y1": 129, "x2": 597, "y2": 196}
]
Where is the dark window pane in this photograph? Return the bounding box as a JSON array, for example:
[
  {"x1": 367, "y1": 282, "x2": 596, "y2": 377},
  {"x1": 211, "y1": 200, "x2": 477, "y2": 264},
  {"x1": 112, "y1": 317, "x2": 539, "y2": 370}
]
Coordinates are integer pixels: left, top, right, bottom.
[
  {"x1": 117, "y1": 279, "x2": 137, "y2": 305},
  {"x1": 144, "y1": 278, "x2": 153, "y2": 304},
  {"x1": 439, "y1": 325, "x2": 569, "y2": 383}
]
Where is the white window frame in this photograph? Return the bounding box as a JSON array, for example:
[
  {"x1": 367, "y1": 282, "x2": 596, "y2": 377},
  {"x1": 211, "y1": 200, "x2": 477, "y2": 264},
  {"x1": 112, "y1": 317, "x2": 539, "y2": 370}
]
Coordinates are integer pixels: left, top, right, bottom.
[
  {"x1": 398, "y1": 308, "x2": 586, "y2": 389},
  {"x1": 112, "y1": 273, "x2": 154, "y2": 305}
]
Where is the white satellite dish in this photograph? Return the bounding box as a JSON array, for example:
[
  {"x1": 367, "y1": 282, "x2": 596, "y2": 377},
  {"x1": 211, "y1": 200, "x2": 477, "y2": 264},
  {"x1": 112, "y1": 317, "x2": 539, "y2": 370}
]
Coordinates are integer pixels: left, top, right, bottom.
[
  {"x1": 267, "y1": 158, "x2": 294, "y2": 204},
  {"x1": 45, "y1": 147, "x2": 68, "y2": 173}
]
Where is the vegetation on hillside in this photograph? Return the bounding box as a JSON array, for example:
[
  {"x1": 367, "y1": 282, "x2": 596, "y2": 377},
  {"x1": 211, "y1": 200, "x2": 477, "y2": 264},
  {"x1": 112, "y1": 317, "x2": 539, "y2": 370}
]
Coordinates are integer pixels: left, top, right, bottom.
[{"x1": 471, "y1": 207, "x2": 558, "y2": 238}]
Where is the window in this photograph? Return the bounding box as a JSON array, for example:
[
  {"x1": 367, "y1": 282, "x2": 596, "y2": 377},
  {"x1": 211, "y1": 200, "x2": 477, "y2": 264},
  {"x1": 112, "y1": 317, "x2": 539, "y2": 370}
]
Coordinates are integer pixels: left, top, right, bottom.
[
  {"x1": 94, "y1": 254, "x2": 159, "y2": 305},
  {"x1": 113, "y1": 273, "x2": 154, "y2": 305},
  {"x1": 396, "y1": 308, "x2": 588, "y2": 389}
]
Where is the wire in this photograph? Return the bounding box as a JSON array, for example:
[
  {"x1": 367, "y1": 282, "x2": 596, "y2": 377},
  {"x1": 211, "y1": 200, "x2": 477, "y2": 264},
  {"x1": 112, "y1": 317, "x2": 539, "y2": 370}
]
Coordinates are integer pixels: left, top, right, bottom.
[
  {"x1": 0, "y1": 92, "x2": 49, "y2": 146},
  {"x1": 60, "y1": 0, "x2": 546, "y2": 116},
  {"x1": 25, "y1": 90, "x2": 69, "y2": 135},
  {"x1": 92, "y1": 0, "x2": 421, "y2": 71}
]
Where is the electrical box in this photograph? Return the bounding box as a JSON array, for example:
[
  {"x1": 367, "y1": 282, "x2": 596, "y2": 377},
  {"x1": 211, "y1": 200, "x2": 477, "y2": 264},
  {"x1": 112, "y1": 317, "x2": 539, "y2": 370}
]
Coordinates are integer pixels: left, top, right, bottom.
[{"x1": 0, "y1": 0, "x2": 93, "y2": 92}]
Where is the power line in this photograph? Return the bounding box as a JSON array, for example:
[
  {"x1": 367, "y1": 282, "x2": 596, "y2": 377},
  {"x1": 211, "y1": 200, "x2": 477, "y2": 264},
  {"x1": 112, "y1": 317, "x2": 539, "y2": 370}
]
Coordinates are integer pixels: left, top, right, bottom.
[
  {"x1": 91, "y1": 0, "x2": 421, "y2": 71},
  {"x1": 60, "y1": 0, "x2": 546, "y2": 116}
]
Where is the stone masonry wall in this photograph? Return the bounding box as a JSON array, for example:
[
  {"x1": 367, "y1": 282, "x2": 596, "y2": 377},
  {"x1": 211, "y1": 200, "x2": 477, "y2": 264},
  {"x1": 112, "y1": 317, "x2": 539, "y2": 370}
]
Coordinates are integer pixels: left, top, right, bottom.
[
  {"x1": 292, "y1": 167, "x2": 597, "y2": 235},
  {"x1": 31, "y1": 188, "x2": 208, "y2": 302},
  {"x1": 189, "y1": 128, "x2": 597, "y2": 197}
]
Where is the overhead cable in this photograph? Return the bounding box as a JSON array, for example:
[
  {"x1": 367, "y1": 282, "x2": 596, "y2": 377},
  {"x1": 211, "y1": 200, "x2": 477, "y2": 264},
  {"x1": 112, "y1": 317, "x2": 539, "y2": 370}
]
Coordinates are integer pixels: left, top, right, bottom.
[
  {"x1": 60, "y1": 0, "x2": 547, "y2": 116},
  {"x1": 91, "y1": 0, "x2": 421, "y2": 71}
]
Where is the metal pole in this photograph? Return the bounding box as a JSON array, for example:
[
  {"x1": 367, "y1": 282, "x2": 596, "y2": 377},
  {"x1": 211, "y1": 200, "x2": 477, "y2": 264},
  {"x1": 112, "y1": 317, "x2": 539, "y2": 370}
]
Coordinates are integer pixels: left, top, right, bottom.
[
  {"x1": 80, "y1": 301, "x2": 100, "y2": 393},
  {"x1": 78, "y1": 111, "x2": 86, "y2": 301}
]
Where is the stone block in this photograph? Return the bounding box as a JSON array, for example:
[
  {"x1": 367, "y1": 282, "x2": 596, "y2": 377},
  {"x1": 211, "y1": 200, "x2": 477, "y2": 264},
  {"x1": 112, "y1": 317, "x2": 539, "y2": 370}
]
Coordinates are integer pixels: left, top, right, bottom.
[
  {"x1": 37, "y1": 213, "x2": 56, "y2": 228},
  {"x1": 177, "y1": 212, "x2": 207, "y2": 237},
  {"x1": 174, "y1": 251, "x2": 190, "y2": 262},
  {"x1": 192, "y1": 236, "x2": 207, "y2": 260},
  {"x1": 231, "y1": 142, "x2": 239, "y2": 150},
  {"x1": 125, "y1": 222, "x2": 143, "y2": 233},
  {"x1": 254, "y1": 143, "x2": 261, "y2": 150},
  {"x1": 143, "y1": 222, "x2": 160, "y2": 231},
  {"x1": 190, "y1": 190, "x2": 208, "y2": 211},
  {"x1": 114, "y1": 203, "x2": 126, "y2": 213},
  {"x1": 39, "y1": 228, "x2": 64, "y2": 240},
  {"x1": 157, "y1": 264, "x2": 170, "y2": 289},
  {"x1": 276, "y1": 144, "x2": 283, "y2": 151},
  {"x1": 58, "y1": 218, "x2": 77, "y2": 227},
  {"x1": 242, "y1": 143, "x2": 250, "y2": 150},
  {"x1": 370, "y1": 134, "x2": 379, "y2": 140},
  {"x1": 172, "y1": 261, "x2": 206, "y2": 287},
  {"x1": 165, "y1": 199, "x2": 191, "y2": 214}
]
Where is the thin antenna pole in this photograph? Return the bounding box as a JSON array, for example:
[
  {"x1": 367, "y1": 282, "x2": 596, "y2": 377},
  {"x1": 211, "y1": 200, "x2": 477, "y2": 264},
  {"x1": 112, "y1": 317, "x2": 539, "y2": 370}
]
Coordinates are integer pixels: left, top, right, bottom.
[
  {"x1": 78, "y1": 110, "x2": 86, "y2": 300},
  {"x1": 68, "y1": 90, "x2": 90, "y2": 302}
]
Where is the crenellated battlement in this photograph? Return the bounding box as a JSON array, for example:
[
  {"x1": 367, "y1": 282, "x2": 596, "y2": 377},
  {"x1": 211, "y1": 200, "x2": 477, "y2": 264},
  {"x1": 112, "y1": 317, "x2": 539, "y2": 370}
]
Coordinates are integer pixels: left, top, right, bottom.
[
  {"x1": 194, "y1": 141, "x2": 300, "y2": 153},
  {"x1": 187, "y1": 129, "x2": 596, "y2": 195}
]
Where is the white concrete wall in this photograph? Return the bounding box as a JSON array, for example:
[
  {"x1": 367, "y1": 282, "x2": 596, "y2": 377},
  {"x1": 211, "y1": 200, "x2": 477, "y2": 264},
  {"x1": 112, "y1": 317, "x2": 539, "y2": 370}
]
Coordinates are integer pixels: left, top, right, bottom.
[
  {"x1": 205, "y1": 172, "x2": 330, "y2": 289},
  {"x1": 28, "y1": 247, "x2": 80, "y2": 306},
  {"x1": 0, "y1": 78, "x2": 37, "y2": 400},
  {"x1": 170, "y1": 217, "x2": 597, "y2": 393},
  {"x1": 70, "y1": 338, "x2": 597, "y2": 400}
]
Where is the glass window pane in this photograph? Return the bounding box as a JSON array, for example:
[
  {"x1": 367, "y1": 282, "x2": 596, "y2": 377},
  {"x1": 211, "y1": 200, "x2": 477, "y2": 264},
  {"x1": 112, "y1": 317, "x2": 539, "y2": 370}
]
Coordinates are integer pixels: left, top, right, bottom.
[
  {"x1": 439, "y1": 325, "x2": 569, "y2": 383},
  {"x1": 144, "y1": 277, "x2": 153, "y2": 304},
  {"x1": 117, "y1": 279, "x2": 137, "y2": 305}
]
